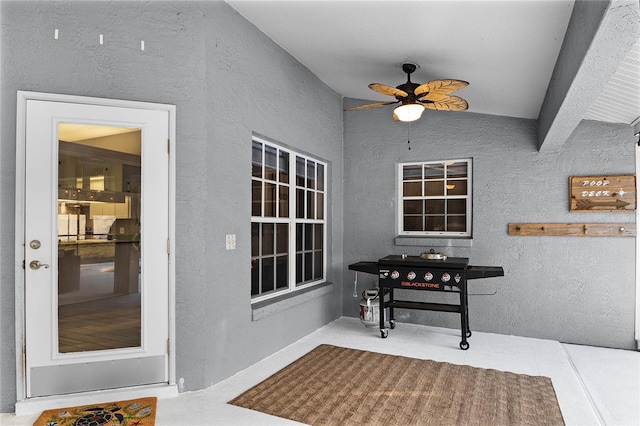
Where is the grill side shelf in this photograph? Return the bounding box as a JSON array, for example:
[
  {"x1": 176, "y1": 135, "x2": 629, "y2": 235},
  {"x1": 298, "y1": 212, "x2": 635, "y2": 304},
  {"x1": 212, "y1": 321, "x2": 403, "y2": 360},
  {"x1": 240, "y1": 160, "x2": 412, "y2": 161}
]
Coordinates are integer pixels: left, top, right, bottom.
[
  {"x1": 467, "y1": 265, "x2": 504, "y2": 280},
  {"x1": 348, "y1": 261, "x2": 379, "y2": 275}
]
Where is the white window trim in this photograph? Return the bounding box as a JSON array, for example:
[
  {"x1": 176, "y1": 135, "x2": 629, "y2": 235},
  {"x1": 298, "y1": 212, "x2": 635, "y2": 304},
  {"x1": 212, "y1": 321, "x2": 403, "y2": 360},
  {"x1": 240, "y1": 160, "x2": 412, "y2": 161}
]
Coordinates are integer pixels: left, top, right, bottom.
[
  {"x1": 397, "y1": 158, "x2": 472, "y2": 238},
  {"x1": 251, "y1": 136, "x2": 327, "y2": 303}
]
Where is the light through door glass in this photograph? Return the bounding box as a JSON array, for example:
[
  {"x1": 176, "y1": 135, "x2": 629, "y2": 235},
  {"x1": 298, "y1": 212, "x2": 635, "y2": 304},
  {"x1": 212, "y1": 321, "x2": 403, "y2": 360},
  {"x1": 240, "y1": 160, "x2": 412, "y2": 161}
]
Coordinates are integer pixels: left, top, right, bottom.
[{"x1": 57, "y1": 123, "x2": 142, "y2": 353}]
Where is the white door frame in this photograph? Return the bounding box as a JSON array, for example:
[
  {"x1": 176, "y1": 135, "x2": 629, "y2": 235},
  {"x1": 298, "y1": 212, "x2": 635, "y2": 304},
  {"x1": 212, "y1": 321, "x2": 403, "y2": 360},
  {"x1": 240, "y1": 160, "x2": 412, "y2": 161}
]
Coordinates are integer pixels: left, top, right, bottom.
[{"x1": 14, "y1": 91, "x2": 177, "y2": 411}]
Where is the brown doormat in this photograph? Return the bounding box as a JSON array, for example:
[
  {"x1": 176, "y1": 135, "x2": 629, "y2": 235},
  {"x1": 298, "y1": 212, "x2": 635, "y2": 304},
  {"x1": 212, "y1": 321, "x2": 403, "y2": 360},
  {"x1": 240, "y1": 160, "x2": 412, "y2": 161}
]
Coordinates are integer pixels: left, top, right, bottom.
[
  {"x1": 229, "y1": 344, "x2": 565, "y2": 425},
  {"x1": 33, "y1": 396, "x2": 156, "y2": 426}
]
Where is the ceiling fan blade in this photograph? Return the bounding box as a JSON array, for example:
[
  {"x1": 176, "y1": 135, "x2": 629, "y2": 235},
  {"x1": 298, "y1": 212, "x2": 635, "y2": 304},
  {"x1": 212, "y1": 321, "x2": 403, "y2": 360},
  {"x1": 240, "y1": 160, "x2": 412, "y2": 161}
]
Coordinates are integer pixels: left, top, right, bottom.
[
  {"x1": 344, "y1": 101, "x2": 398, "y2": 111},
  {"x1": 420, "y1": 95, "x2": 468, "y2": 111},
  {"x1": 414, "y1": 79, "x2": 469, "y2": 97},
  {"x1": 369, "y1": 83, "x2": 409, "y2": 98}
]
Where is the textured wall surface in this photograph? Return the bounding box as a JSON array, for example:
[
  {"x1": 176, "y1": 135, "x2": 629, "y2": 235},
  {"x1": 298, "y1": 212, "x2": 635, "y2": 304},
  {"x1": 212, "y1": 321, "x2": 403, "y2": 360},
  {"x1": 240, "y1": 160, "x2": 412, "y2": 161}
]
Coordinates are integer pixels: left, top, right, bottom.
[
  {"x1": 343, "y1": 97, "x2": 636, "y2": 349},
  {"x1": 0, "y1": 1, "x2": 343, "y2": 412}
]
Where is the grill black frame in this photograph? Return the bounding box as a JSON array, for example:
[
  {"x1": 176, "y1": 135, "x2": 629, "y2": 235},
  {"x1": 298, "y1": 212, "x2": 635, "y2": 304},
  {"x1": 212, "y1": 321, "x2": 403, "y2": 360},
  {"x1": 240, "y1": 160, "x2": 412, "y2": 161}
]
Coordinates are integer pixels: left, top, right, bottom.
[{"x1": 349, "y1": 256, "x2": 503, "y2": 350}]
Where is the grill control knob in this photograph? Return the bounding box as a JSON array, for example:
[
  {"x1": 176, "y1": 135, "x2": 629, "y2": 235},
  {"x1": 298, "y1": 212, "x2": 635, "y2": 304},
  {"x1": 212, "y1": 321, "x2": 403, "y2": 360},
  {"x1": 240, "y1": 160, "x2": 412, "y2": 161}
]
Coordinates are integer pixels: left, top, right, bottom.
[
  {"x1": 407, "y1": 271, "x2": 416, "y2": 280},
  {"x1": 391, "y1": 270, "x2": 400, "y2": 279},
  {"x1": 424, "y1": 272, "x2": 433, "y2": 281},
  {"x1": 442, "y1": 273, "x2": 451, "y2": 282}
]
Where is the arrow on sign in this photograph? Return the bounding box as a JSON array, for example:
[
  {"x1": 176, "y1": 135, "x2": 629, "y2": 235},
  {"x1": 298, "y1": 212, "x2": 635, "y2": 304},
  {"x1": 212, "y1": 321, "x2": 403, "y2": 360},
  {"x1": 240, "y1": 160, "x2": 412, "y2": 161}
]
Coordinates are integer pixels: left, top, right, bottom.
[{"x1": 575, "y1": 198, "x2": 631, "y2": 210}]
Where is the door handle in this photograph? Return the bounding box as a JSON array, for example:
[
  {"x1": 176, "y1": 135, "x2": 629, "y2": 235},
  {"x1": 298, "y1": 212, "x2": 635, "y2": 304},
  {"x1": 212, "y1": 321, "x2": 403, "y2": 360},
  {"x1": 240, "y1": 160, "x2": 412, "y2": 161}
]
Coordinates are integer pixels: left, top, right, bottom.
[{"x1": 29, "y1": 260, "x2": 49, "y2": 270}]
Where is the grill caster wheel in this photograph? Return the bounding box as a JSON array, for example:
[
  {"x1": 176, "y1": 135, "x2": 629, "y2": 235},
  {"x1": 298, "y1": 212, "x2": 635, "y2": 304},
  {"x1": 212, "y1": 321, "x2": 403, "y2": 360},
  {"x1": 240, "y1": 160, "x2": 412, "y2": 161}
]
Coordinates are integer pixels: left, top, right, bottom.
[
  {"x1": 390, "y1": 320, "x2": 395, "y2": 329},
  {"x1": 459, "y1": 341, "x2": 469, "y2": 350},
  {"x1": 466, "y1": 330, "x2": 472, "y2": 338},
  {"x1": 381, "y1": 330, "x2": 388, "y2": 339}
]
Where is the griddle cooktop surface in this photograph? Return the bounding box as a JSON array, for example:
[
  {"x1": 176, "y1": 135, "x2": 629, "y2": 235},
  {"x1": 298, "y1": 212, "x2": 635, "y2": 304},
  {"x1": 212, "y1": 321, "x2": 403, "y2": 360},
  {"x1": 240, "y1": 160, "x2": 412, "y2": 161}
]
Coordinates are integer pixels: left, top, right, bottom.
[{"x1": 378, "y1": 255, "x2": 469, "y2": 269}]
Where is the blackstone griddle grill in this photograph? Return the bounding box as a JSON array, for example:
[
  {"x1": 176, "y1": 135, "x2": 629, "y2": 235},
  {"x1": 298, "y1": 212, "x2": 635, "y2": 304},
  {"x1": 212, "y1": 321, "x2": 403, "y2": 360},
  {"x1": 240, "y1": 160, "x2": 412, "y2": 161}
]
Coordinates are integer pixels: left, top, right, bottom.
[{"x1": 349, "y1": 254, "x2": 504, "y2": 350}]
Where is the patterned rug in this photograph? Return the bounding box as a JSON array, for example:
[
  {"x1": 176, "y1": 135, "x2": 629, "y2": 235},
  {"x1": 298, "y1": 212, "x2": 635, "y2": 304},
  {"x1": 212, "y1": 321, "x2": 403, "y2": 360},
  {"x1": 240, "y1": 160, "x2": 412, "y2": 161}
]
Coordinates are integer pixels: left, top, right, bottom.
[
  {"x1": 33, "y1": 397, "x2": 156, "y2": 426},
  {"x1": 229, "y1": 344, "x2": 565, "y2": 425}
]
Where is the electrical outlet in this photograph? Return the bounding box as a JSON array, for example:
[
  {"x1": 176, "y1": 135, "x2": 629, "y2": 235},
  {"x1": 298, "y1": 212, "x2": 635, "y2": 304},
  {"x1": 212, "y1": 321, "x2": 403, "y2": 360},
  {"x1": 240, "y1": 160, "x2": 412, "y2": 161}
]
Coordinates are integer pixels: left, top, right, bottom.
[{"x1": 225, "y1": 234, "x2": 236, "y2": 250}]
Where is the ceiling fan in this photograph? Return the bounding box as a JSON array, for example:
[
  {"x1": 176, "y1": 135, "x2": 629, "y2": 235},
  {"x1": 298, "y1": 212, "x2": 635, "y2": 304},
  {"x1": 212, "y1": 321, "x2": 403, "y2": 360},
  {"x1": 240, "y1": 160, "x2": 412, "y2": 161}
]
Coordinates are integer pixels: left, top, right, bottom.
[{"x1": 345, "y1": 63, "x2": 469, "y2": 122}]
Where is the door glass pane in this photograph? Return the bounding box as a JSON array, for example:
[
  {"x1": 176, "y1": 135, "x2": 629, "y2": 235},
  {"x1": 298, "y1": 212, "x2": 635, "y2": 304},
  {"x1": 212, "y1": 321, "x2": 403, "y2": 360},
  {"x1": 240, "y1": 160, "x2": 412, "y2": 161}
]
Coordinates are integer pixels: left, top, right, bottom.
[{"x1": 57, "y1": 123, "x2": 141, "y2": 353}]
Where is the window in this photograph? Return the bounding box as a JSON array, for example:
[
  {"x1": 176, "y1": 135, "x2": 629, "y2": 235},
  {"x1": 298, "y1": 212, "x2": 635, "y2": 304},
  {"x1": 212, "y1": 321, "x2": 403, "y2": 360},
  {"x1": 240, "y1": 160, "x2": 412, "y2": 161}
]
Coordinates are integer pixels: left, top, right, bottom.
[
  {"x1": 398, "y1": 159, "x2": 472, "y2": 237},
  {"x1": 251, "y1": 137, "x2": 326, "y2": 301}
]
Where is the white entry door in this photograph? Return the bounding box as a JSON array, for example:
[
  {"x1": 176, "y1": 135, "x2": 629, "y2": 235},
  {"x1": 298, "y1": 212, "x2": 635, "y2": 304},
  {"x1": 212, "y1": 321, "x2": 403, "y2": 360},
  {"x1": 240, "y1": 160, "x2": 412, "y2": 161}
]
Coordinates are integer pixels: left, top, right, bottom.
[{"x1": 21, "y1": 96, "x2": 170, "y2": 397}]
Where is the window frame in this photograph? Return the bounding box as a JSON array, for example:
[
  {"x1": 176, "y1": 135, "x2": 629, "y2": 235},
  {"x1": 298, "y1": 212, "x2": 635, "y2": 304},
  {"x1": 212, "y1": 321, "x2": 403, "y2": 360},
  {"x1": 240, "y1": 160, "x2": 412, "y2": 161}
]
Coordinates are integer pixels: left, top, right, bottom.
[
  {"x1": 397, "y1": 158, "x2": 472, "y2": 238},
  {"x1": 251, "y1": 136, "x2": 327, "y2": 303}
]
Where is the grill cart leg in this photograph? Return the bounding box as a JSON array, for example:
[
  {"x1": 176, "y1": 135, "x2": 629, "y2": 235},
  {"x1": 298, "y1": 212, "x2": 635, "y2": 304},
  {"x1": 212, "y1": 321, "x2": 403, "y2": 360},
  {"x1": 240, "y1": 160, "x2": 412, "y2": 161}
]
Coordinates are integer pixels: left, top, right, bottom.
[
  {"x1": 459, "y1": 282, "x2": 470, "y2": 350},
  {"x1": 388, "y1": 288, "x2": 395, "y2": 329},
  {"x1": 464, "y1": 286, "x2": 471, "y2": 338},
  {"x1": 380, "y1": 287, "x2": 388, "y2": 338}
]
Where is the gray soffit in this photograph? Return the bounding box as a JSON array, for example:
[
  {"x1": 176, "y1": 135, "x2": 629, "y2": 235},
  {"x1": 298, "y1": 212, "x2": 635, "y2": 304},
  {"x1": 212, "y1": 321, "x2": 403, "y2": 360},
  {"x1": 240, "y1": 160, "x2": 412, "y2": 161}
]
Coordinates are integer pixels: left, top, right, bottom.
[{"x1": 584, "y1": 41, "x2": 640, "y2": 127}]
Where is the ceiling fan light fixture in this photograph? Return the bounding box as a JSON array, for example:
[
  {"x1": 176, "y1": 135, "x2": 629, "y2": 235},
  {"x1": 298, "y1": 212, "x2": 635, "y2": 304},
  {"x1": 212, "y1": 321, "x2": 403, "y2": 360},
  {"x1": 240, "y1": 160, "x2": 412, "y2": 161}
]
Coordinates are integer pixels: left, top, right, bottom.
[{"x1": 394, "y1": 102, "x2": 424, "y2": 122}]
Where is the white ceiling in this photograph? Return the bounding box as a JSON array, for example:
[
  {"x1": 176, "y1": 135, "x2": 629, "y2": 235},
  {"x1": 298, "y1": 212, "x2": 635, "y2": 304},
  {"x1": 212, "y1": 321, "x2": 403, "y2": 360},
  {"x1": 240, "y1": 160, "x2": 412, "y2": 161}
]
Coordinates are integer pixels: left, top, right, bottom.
[{"x1": 228, "y1": 0, "x2": 639, "y2": 128}]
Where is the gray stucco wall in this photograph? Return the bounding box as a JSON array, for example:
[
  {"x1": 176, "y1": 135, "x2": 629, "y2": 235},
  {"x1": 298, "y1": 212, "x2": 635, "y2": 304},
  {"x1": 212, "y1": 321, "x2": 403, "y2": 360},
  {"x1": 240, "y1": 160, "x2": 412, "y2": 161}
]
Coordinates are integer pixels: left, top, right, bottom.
[
  {"x1": 343, "y1": 97, "x2": 636, "y2": 349},
  {"x1": 0, "y1": 1, "x2": 344, "y2": 412}
]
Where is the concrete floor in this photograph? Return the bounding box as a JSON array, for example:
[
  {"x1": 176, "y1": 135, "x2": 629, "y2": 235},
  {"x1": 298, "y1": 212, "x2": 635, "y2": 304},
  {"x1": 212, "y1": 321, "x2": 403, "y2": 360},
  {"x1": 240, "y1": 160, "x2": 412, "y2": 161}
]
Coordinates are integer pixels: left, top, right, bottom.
[{"x1": 2, "y1": 317, "x2": 639, "y2": 425}]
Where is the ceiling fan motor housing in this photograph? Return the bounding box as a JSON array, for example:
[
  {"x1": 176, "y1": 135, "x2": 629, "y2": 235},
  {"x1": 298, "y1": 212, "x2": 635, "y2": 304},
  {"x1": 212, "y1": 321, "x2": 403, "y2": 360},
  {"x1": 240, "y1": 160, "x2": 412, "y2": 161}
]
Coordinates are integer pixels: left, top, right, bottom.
[
  {"x1": 396, "y1": 63, "x2": 421, "y2": 100},
  {"x1": 402, "y1": 63, "x2": 418, "y2": 74}
]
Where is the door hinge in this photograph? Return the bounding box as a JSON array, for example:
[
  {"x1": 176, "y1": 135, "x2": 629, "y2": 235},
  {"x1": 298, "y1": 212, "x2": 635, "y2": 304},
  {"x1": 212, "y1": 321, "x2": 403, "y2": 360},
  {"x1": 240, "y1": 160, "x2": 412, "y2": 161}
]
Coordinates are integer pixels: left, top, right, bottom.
[
  {"x1": 167, "y1": 239, "x2": 170, "y2": 255},
  {"x1": 167, "y1": 339, "x2": 170, "y2": 354},
  {"x1": 167, "y1": 139, "x2": 170, "y2": 154},
  {"x1": 22, "y1": 260, "x2": 25, "y2": 270}
]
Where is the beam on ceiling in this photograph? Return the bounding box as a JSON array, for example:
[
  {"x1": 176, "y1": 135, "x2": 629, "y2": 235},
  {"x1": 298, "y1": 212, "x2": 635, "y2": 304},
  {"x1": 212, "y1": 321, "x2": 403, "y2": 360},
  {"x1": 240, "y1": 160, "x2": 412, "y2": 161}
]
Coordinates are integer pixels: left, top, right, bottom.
[{"x1": 537, "y1": 0, "x2": 640, "y2": 152}]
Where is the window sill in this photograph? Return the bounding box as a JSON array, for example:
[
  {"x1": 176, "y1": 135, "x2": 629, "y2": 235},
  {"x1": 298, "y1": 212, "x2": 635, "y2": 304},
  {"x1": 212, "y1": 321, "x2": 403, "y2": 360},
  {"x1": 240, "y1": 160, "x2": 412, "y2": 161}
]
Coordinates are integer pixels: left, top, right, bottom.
[
  {"x1": 394, "y1": 236, "x2": 473, "y2": 248},
  {"x1": 251, "y1": 281, "x2": 334, "y2": 321}
]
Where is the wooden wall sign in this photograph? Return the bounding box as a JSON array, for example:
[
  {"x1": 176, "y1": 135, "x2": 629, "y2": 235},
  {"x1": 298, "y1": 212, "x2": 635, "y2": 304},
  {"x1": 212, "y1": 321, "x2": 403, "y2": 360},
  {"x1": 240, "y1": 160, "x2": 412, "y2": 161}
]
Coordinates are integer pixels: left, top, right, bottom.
[{"x1": 569, "y1": 175, "x2": 636, "y2": 212}]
